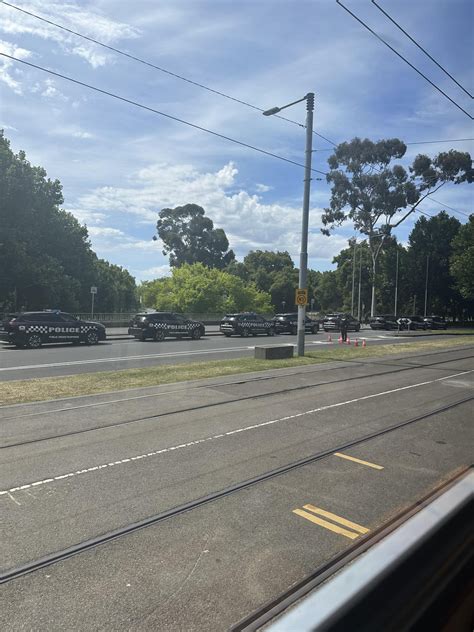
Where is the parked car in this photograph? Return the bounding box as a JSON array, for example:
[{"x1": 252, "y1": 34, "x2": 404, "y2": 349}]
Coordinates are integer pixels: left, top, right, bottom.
[
  {"x1": 128, "y1": 312, "x2": 205, "y2": 341},
  {"x1": 423, "y1": 315, "x2": 447, "y2": 330},
  {"x1": 322, "y1": 313, "x2": 360, "y2": 332},
  {"x1": 272, "y1": 313, "x2": 319, "y2": 335},
  {"x1": 397, "y1": 315, "x2": 427, "y2": 330},
  {"x1": 369, "y1": 314, "x2": 398, "y2": 330},
  {"x1": 220, "y1": 313, "x2": 275, "y2": 337},
  {"x1": 0, "y1": 310, "x2": 106, "y2": 348}
]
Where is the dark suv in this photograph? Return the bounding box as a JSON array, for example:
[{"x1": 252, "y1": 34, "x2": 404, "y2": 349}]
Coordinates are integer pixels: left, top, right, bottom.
[
  {"x1": 0, "y1": 311, "x2": 106, "y2": 348},
  {"x1": 220, "y1": 313, "x2": 275, "y2": 337},
  {"x1": 423, "y1": 316, "x2": 447, "y2": 330},
  {"x1": 128, "y1": 312, "x2": 205, "y2": 341},
  {"x1": 322, "y1": 313, "x2": 360, "y2": 332},
  {"x1": 272, "y1": 313, "x2": 319, "y2": 335},
  {"x1": 397, "y1": 315, "x2": 427, "y2": 330},
  {"x1": 369, "y1": 314, "x2": 398, "y2": 330}
]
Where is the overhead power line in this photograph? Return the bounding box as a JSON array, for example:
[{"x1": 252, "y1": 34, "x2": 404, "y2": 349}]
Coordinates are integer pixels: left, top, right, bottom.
[
  {"x1": 0, "y1": 0, "x2": 337, "y2": 146},
  {"x1": 336, "y1": 0, "x2": 473, "y2": 120},
  {"x1": 0, "y1": 52, "x2": 329, "y2": 176},
  {"x1": 371, "y1": 0, "x2": 473, "y2": 99},
  {"x1": 314, "y1": 138, "x2": 474, "y2": 151}
]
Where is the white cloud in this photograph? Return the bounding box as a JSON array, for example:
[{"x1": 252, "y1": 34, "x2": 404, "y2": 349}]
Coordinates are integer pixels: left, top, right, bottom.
[
  {"x1": 0, "y1": 39, "x2": 31, "y2": 93},
  {"x1": 255, "y1": 183, "x2": 272, "y2": 193},
  {"x1": 73, "y1": 160, "x2": 345, "y2": 268},
  {"x1": 0, "y1": 1, "x2": 139, "y2": 70}
]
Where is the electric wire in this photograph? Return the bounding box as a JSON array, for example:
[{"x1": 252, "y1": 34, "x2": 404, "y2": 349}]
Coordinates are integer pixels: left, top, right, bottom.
[
  {"x1": 336, "y1": 0, "x2": 473, "y2": 120},
  {"x1": 314, "y1": 138, "x2": 474, "y2": 151},
  {"x1": 371, "y1": 0, "x2": 473, "y2": 99},
  {"x1": 0, "y1": 0, "x2": 336, "y2": 146},
  {"x1": 0, "y1": 52, "x2": 329, "y2": 176}
]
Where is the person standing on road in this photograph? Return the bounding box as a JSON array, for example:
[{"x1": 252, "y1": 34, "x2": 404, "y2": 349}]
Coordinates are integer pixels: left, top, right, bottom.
[{"x1": 340, "y1": 315, "x2": 348, "y2": 342}]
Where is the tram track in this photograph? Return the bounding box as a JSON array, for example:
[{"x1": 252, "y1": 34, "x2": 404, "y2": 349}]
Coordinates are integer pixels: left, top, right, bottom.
[
  {"x1": 1, "y1": 349, "x2": 472, "y2": 449},
  {"x1": 1, "y1": 394, "x2": 471, "y2": 585},
  {"x1": 230, "y1": 465, "x2": 473, "y2": 631}
]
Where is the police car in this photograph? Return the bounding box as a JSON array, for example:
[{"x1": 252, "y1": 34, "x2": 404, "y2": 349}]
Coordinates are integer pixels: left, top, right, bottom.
[
  {"x1": 0, "y1": 311, "x2": 106, "y2": 348},
  {"x1": 220, "y1": 313, "x2": 276, "y2": 337},
  {"x1": 128, "y1": 312, "x2": 205, "y2": 341}
]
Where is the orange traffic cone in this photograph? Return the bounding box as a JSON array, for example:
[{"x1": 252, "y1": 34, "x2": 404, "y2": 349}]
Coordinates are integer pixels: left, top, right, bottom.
[
  {"x1": 362, "y1": 339, "x2": 366, "y2": 348},
  {"x1": 338, "y1": 336, "x2": 343, "y2": 344},
  {"x1": 354, "y1": 338, "x2": 359, "y2": 347},
  {"x1": 346, "y1": 336, "x2": 351, "y2": 345},
  {"x1": 328, "y1": 334, "x2": 332, "y2": 343}
]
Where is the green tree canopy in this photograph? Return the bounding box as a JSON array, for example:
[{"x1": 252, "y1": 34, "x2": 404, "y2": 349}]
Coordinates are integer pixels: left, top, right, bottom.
[
  {"x1": 139, "y1": 263, "x2": 272, "y2": 314},
  {"x1": 156, "y1": 203, "x2": 235, "y2": 269},
  {"x1": 321, "y1": 137, "x2": 472, "y2": 315},
  {"x1": 407, "y1": 211, "x2": 464, "y2": 317},
  {"x1": 450, "y1": 215, "x2": 474, "y2": 300},
  {"x1": 0, "y1": 131, "x2": 137, "y2": 312}
]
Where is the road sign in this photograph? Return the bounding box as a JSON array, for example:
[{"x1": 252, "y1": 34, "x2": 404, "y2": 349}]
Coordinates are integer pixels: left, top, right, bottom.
[
  {"x1": 295, "y1": 288, "x2": 308, "y2": 306},
  {"x1": 90, "y1": 286, "x2": 98, "y2": 294},
  {"x1": 397, "y1": 317, "x2": 411, "y2": 325}
]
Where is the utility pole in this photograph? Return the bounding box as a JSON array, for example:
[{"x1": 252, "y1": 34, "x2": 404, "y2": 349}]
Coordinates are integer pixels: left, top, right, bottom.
[
  {"x1": 413, "y1": 294, "x2": 416, "y2": 314},
  {"x1": 424, "y1": 255, "x2": 429, "y2": 317},
  {"x1": 351, "y1": 240, "x2": 356, "y2": 316},
  {"x1": 394, "y1": 249, "x2": 399, "y2": 316},
  {"x1": 357, "y1": 246, "x2": 362, "y2": 321},
  {"x1": 263, "y1": 93, "x2": 314, "y2": 357}
]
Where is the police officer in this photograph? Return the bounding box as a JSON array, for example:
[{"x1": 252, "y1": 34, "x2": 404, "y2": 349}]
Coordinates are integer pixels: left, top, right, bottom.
[{"x1": 340, "y1": 315, "x2": 348, "y2": 342}]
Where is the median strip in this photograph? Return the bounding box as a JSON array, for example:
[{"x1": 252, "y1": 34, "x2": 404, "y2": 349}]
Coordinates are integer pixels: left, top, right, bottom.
[{"x1": 0, "y1": 338, "x2": 472, "y2": 406}]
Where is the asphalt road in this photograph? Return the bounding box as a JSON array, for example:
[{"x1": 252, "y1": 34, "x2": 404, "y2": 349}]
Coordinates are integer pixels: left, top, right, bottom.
[
  {"x1": 0, "y1": 327, "x2": 455, "y2": 381},
  {"x1": 1, "y1": 344, "x2": 473, "y2": 630}
]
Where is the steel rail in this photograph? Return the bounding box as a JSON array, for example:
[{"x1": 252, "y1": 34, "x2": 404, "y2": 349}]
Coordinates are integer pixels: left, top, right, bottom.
[
  {"x1": 1, "y1": 350, "x2": 472, "y2": 449},
  {"x1": 1, "y1": 395, "x2": 471, "y2": 585}
]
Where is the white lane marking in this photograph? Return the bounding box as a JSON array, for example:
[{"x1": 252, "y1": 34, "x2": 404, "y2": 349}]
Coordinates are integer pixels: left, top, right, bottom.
[
  {"x1": 0, "y1": 344, "x2": 265, "y2": 373},
  {"x1": 1, "y1": 369, "x2": 471, "y2": 496}
]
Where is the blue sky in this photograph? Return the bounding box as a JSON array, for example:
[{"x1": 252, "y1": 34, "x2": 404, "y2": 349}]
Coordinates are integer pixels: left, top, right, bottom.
[{"x1": 0, "y1": 0, "x2": 472, "y2": 281}]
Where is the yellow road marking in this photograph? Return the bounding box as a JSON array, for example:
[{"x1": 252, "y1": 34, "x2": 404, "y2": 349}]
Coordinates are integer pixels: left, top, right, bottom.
[
  {"x1": 303, "y1": 504, "x2": 370, "y2": 535},
  {"x1": 333, "y1": 452, "x2": 384, "y2": 470},
  {"x1": 292, "y1": 509, "x2": 360, "y2": 539}
]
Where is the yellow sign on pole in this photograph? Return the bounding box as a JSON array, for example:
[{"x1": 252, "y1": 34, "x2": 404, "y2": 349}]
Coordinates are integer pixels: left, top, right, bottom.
[{"x1": 295, "y1": 288, "x2": 308, "y2": 306}]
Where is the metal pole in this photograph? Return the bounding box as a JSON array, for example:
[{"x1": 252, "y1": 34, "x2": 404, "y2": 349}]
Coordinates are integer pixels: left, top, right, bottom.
[
  {"x1": 297, "y1": 93, "x2": 314, "y2": 357},
  {"x1": 91, "y1": 292, "x2": 94, "y2": 319},
  {"x1": 351, "y1": 240, "x2": 356, "y2": 316},
  {"x1": 424, "y1": 255, "x2": 429, "y2": 317},
  {"x1": 394, "y1": 249, "x2": 399, "y2": 316},
  {"x1": 357, "y1": 246, "x2": 362, "y2": 321},
  {"x1": 413, "y1": 294, "x2": 416, "y2": 314}
]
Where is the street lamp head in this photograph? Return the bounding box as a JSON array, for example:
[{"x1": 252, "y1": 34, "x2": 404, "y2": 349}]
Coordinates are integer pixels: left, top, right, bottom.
[{"x1": 262, "y1": 106, "x2": 281, "y2": 116}]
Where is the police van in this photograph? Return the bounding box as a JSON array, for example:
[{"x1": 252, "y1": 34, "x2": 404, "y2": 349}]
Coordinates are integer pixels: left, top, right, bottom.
[{"x1": 0, "y1": 311, "x2": 106, "y2": 348}]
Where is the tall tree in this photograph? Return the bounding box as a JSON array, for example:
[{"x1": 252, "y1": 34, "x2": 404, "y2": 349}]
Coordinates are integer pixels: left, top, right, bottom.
[
  {"x1": 0, "y1": 131, "x2": 138, "y2": 312},
  {"x1": 407, "y1": 212, "x2": 463, "y2": 317},
  {"x1": 321, "y1": 138, "x2": 472, "y2": 316},
  {"x1": 450, "y1": 215, "x2": 474, "y2": 301},
  {"x1": 156, "y1": 204, "x2": 235, "y2": 269}
]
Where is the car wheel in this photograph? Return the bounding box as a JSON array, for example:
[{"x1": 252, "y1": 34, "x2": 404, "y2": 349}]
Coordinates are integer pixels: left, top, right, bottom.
[
  {"x1": 323, "y1": 328, "x2": 328, "y2": 333},
  {"x1": 312, "y1": 326, "x2": 318, "y2": 334},
  {"x1": 191, "y1": 328, "x2": 202, "y2": 340},
  {"x1": 356, "y1": 325, "x2": 360, "y2": 332},
  {"x1": 290, "y1": 325, "x2": 297, "y2": 335},
  {"x1": 26, "y1": 333, "x2": 43, "y2": 349},
  {"x1": 224, "y1": 333, "x2": 232, "y2": 337},
  {"x1": 154, "y1": 329, "x2": 165, "y2": 342},
  {"x1": 85, "y1": 330, "x2": 99, "y2": 345},
  {"x1": 267, "y1": 328, "x2": 275, "y2": 336},
  {"x1": 241, "y1": 327, "x2": 250, "y2": 337}
]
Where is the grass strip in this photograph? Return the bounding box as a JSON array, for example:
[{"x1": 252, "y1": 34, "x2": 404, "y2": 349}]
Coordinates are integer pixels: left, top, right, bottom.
[{"x1": 1, "y1": 337, "x2": 472, "y2": 406}]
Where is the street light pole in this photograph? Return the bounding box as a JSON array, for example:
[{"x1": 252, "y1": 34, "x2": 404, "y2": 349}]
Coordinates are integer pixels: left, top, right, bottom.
[
  {"x1": 263, "y1": 92, "x2": 315, "y2": 356},
  {"x1": 424, "y1": 255, "x2": 429, "y2": 317},
  {"x1": 351, "y1": 239, "x2": 356, "y2": 316},
  {"x1": 394, "y1": 249, "x2": 399, "y2": 317}
]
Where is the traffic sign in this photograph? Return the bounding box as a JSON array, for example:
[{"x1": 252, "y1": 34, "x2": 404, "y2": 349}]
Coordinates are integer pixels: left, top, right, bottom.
[
  {"x1": 90, "y1": 286, "x2": 98, "y2": 294},
  {"x1": 295, "y1": 288, "x2": 308, "y2": 306},
  {"x1": 397, "y1": 317, "x2": 411, "y2": 325}
]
